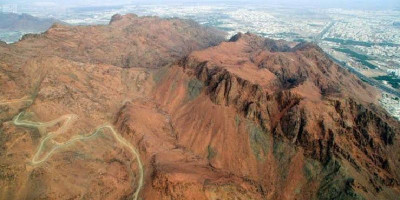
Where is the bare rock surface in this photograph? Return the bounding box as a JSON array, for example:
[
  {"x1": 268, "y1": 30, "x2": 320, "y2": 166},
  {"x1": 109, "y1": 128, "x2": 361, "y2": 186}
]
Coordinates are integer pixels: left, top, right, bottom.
[{"x1": 0, "y1": 15, "x2": 399, "y2": 200}]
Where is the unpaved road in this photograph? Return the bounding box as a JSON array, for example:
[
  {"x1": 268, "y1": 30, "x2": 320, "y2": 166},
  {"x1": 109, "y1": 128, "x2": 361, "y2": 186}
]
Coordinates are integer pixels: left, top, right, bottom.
[
  {"x1": 0, "y1": 96, "x2": 33, "y2": 106},
  {"x1": 12, "y1": 112, "x2": 144, "y2": 200}
]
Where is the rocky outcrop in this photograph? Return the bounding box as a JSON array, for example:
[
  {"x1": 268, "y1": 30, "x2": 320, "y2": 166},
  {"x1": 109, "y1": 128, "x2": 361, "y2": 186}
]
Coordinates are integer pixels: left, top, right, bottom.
[
  {"x1": 109, "y1": 14, "x2": 124, "y2": 24},
  {"x1": 179, "y1": 55, "x2": 398, "y2": 162},
  {"x1": 1, "y1": 12, "x2": 399, "y2": 200},
  {"x1": 2, "y1": 13, "x2": 226, "y2": 69},
  {"x1": 173, "y1": 33, "x2": 400, "y2": 199},
  {"x1": 180, "y1": 56, "x2": 301, "y2": 131}
]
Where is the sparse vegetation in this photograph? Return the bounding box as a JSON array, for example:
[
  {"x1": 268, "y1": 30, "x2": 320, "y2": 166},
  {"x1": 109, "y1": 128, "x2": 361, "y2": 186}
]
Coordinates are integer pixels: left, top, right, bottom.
[
  {"x1": 374, "y1": 75, "x2": 400, "y2": 89},
  {"x1": 303, "y1": 158, "x2": 322, "y2": 182},
  {"x1": 207, "y1": 145, "x2": 217, "y2": 160},
  {"x1": 333, "y1": 47, "x2": 378, "y2": 69},
  {"x1": 68, "y1": 73, "x2": 79, "y2": 81},
  {"x1": 30, "y1": 79, "x2": 44, "y2": 102},
  {"x1": 153, "y1": 66, "x2": 169, "y2": 84},
  {"x1": 186, "y1": 78, "x2": 204, "y2": 101},
  {"x1": 235, "y1": 115, "x2": 241, "y2": 127},
  {"x1": 317, "y1": 159, "x2": 365, "y2": 200},
  {"x1": 325, "y1": 38, "x2": 399, "y2": 48},
  {"x1": 272, "y1": 139, "x2": 296, "y2": 180},
  {"x1": 272, "y1": 140, "x2": 284, "y2": 160},
  {"x1": 247, "y1": 120, "x2": 270, "y2": 161},
  {"x1": 171, "y1": 79, "x2": 178, "y2": 92},
  {"x1": 325, "y1": 38, "x2": 373, "y2": 47}
]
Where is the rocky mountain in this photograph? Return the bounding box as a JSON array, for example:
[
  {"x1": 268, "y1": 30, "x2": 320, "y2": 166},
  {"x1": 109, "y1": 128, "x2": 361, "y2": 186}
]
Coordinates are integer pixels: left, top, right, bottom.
[
  {"x1": 3, "y1": 13, "x2": 225, "y2": 68},
  {"x1": 0, "y1": 14, "x2": 399, "y2": 200}
]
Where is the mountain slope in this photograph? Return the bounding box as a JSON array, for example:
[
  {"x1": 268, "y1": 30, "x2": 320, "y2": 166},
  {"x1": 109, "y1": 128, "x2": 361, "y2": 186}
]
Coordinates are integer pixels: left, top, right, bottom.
[
  {"x1": 146, "y1": 32, "x2": 400, "y2": 199},
  {"x1": 0, "y1": 15, "x2": 399, "y2": 200},
  {"x1": 1, "y1": 13, "x2": 226, "y2": 68}
]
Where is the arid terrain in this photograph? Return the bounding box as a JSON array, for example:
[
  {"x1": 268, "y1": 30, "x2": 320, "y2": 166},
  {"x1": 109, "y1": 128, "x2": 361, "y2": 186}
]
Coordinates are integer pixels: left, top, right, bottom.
[{"x1": 0, "y1": 14, "x2": 399, "y2": 200}]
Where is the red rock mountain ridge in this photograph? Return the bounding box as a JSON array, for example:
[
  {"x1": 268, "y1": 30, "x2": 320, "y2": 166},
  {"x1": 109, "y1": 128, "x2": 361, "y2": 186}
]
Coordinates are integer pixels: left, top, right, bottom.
[
  {"x1": 0, "y1": 14, "x2": 399, "y2": 200},
  {"x1": 2, "y1": 13, "x2": 225, "y2": 69}
]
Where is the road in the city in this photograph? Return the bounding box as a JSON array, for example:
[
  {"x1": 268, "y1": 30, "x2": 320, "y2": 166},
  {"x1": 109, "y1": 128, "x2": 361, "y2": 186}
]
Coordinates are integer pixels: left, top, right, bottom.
[{"x1": 313, "y1": 21, "x2": 400, "y2": 98}]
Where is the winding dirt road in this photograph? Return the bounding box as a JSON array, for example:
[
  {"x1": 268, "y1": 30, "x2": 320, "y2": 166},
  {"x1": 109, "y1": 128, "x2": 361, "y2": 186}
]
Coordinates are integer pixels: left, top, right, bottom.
[
  {"x1": 0, "y1": 96, "x2": 33, "y2": 106},
  {"x1": 12, "y1": 112, "x2": 144, "y2": 200}
]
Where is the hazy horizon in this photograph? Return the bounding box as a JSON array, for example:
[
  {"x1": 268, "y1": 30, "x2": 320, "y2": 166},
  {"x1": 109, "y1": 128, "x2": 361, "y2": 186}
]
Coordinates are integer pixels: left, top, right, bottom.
[{"x1": 1, "y1": 0, "x2": 399, "y2": 10}]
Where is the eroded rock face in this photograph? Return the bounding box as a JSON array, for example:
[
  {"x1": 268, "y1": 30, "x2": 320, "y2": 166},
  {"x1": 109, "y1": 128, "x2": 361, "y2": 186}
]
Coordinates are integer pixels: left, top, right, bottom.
[
  {"x1": 147, "y1": 33, "x2": 400, "y2": 199},
  {"x1": 114, "y1": 100, "x2": 263, "y2": 200}
]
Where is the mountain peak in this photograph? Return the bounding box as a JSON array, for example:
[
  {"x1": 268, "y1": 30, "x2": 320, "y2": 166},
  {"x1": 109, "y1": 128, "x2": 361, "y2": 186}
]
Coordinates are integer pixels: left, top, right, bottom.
[
  {"x1": 109, "y1": 13, "x2": 138, "y2": 25},
  {"x1": 189, "y1": 33, "x2": 377, "y2": 103},
  {"x1": 0, "y1": 13, "x2": 399, "y2": 200},
  {"x1": 7, "y1": 13, "x2": 226, "y2": 69}
]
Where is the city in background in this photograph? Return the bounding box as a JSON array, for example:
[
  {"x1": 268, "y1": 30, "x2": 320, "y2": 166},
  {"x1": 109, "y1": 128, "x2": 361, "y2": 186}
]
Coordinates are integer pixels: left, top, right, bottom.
[{"x1": 1, "y1": 1, "x2": 399, "y2": 119}]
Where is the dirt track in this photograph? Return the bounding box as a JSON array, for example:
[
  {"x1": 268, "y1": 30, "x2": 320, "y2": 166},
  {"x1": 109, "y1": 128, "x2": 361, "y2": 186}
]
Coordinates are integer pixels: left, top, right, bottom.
[{"x1": 12, "y1": 112, "x2": 144, "y2": 200}]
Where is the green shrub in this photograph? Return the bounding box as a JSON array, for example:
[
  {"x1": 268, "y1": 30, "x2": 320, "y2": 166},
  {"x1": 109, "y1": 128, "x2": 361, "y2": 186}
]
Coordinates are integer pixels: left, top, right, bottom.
[
  {"x1": 186, "y1": 78, "x2": 204, "y2": 101},
  {"x1": 68, "y1": 73, "x2": 79, "y2": 81},
  {"x1": 247, "y1": 121, "x2": 270, "y2": 161},
  {"x1": 235, "y1": 115, "x2": 241, "y2": 127},
  {"x1": 207, "y1": 145, "x2": 217, "y2": 160},
  {"x1": 153, "y1": 67, "x2": 168, "y2": 84},
  {"x1": 303, "y1": 158, "x2": 321, "y2": 182}
]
